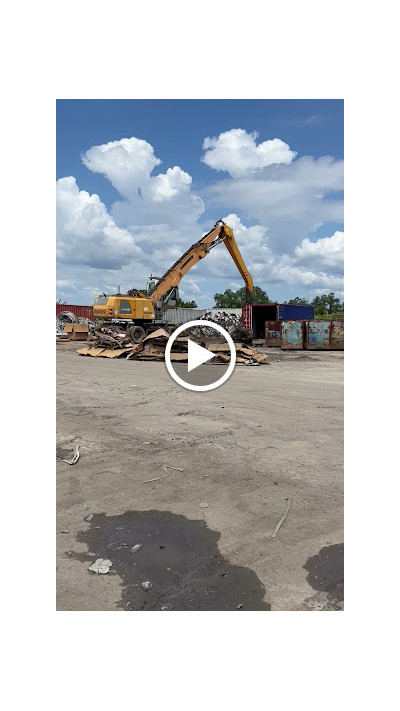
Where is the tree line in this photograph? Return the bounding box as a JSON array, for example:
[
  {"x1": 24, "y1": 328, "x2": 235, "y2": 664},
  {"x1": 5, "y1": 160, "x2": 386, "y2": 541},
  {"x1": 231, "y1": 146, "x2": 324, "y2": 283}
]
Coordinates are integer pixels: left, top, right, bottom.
[
  {"x1": 212, "y1": 287, "x2": 344, "y2": 318},
  {"x1": 172, "y1": 286, "x2": 344, "y2": 318}
]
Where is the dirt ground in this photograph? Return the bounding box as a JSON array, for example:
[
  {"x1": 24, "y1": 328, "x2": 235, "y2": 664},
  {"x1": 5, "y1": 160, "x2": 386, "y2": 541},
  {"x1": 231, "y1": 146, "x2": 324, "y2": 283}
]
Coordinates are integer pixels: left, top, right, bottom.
[{"x1": 56, "y1": 343, "x2": 344, "y2": 611}]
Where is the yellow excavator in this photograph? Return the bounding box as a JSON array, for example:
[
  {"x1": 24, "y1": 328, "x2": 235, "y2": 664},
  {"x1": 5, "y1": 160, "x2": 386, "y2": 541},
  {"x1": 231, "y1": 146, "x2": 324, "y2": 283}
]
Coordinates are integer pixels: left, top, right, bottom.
[{"x1": 93, "y1": 219, "x2": 253, "y2": 343}]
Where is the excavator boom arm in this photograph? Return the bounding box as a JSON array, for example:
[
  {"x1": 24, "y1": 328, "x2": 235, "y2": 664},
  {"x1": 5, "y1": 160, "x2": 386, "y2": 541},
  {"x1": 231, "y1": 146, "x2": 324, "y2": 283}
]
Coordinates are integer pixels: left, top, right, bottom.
[
  {"x1": 148, "y1": 220, "x2": 253, "y2": 303},
  {"x1": 221, "y1": 224, "x2": 253, "y2": 296}
]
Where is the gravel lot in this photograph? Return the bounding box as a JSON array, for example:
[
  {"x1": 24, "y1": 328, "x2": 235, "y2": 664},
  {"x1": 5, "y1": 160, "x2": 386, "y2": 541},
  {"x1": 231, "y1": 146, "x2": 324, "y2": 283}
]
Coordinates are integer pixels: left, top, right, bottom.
[{"x1": 57, "y1": 344, "x2": 343, "y2": 611}]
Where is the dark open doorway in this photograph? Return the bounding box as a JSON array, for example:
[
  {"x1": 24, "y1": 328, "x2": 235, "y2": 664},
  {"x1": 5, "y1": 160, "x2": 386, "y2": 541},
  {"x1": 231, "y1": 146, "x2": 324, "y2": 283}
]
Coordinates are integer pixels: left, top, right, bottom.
[{"x1": 252, "y1": 304, "x2": 278, "y2": 338}]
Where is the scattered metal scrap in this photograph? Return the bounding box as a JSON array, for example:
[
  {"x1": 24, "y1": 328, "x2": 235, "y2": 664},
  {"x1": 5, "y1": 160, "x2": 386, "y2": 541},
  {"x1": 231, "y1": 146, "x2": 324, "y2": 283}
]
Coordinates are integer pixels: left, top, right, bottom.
[
  {"x1": 88, "y1": 558, "x2": 113, "y2": 574},
  {"x1": 195, "y1": 311, "x2": 253, "y2": 343},
  {"x1": 130, "y1": 544, "x2": 142, "y2": 554},
  {"x1": 56, "y1": 445, "x2": 80, "y2": 465},
  {"x1": 57, "y1": 311, "x2": 95, "y2": 339},
  {"x1": 271, "y1": 498, "x2": 292, "y2": 538},
  {"x1": 143, "y1": 474, "x2": 170, "y2": 483}
]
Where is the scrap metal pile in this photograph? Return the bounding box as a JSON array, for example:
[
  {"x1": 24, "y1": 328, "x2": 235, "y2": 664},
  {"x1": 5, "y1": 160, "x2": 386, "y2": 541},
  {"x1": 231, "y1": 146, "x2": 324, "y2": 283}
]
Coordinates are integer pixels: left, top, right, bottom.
[
  {"x1": 56, "y1": 311, "x2": 95, "y2": 339},
  {"x1": 197, "y1": 310, "x2": 253, "y2": 344},
  {"x1": 77, "y1": 328, "x2": 268, "y2": 365}
]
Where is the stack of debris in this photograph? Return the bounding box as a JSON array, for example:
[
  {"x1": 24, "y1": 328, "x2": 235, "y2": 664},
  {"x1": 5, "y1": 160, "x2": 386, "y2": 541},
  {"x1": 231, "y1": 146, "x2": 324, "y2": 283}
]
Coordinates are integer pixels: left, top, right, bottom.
[
  {"x1": 199, "y1": 310, "x2": 241, "y2": 333},
  {"x1": 78, "y1": 328, "x2": 268, "y2": 365},
  {"x1": 88, "y1": 325, "x2": 131, "y2": 349},
  {"x1": 197, "y1": 310, "x2": 253, "y2": 344},
  {"x1": 57, "y1": 311, "x2": 95, "y2": 339}
]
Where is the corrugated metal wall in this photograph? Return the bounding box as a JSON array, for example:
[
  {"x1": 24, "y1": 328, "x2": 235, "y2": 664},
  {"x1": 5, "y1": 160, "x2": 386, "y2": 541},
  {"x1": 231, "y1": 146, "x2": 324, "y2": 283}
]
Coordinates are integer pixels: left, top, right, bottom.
[
  {"x1": 163, "y1": 308, "x2": 207, "y2": 323},
  {"x1": 56, "y1": 304, "x2": 94, "y2": 319},
  {"x1": 278, "y1": 304, "x2": 315, "y2": 321},
  {"x1": 163, "y1": 308, "x2": 241, "y2": 323}
]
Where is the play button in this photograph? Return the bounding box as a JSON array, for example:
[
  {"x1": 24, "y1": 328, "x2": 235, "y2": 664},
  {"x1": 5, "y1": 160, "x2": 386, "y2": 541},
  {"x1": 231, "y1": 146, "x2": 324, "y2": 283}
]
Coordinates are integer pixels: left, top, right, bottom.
[
  {"x1": 188, "y1": 339, "x2": 215, "y2": 372},
  {"x1": 165, "y1": 319, "x2": 236, "y2": 392}
]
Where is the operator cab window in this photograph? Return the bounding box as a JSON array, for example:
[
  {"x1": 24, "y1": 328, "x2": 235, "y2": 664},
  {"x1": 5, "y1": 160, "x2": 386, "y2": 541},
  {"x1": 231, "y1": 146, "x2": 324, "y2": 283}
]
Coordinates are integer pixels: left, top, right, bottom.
[{"x1": 119, "y1": 299, "x2": 132, "y2": 315}]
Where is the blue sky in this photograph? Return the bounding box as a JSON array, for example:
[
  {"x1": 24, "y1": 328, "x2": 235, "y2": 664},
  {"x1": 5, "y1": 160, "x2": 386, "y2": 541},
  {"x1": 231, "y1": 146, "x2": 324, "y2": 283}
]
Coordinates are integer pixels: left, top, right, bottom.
[{"x1": 56, "y1": 100, "x2": 344, "y2": 306}]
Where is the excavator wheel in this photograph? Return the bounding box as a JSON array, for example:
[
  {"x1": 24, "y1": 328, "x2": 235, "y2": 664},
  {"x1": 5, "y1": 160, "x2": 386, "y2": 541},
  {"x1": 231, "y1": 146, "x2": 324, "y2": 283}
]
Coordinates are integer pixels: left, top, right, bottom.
[{"x1": 128, "y1": 325, "x2": 146, "y2": 343}]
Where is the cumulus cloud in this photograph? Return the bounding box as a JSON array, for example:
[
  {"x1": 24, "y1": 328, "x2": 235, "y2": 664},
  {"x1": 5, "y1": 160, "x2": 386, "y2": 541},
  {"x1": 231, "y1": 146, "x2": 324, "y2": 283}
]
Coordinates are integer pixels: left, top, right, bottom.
[
  {"x1": 202, "y1": 129, "x2": 296, "y2": 177},
  {"x1": 204, "y1": 155, "x2": 343, "y2": 253},
  {"x1": 56, "y1": 176, "x2": 142, "y2": 269},
  {"x1": 199, "y1": 213, "x2": 343, "y2": 295},
  {"x1": 82, "y1": 137, "x2": 161, "y2": 200},
  {"x1": 81, "y1": 137, "x2": 205, "y2": 228},
  {"x1": 57, "y1": 131, "x2": 343, "y2": 305},
  {"x1": 295, "y1": 231, "x2": 344, "y2": 270},
  {"x1": 147, "y1": 166, "x2": 192, "y2": 202}
]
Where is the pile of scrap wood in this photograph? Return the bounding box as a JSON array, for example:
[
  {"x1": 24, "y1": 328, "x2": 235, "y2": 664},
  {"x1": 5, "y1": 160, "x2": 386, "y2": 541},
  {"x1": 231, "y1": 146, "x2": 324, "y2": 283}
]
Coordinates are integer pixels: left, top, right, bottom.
[
  {"x1": 207, "y1": 342, "x2": 268, "y2": 365},
  {"x1": 77, "y1": 328, "x2": 268, "y2": 365}
]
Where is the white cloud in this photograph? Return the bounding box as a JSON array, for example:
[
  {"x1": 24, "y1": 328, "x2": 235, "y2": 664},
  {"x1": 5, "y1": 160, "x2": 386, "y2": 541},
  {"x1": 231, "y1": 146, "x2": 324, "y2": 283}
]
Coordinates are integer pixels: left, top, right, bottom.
[
  {"x1": 295, "y1": 230, "x2": 344, "y2": 269},
  {"x1": 199, "y1": 213, "x2": 343, "y2": 296},
  {"x1": 56, "y1": 279, "x2": 76, "y2": 289},
  {"x1": 81, "y1": 137, "x2": 204, "y2": 228},
  {"x1": 202, "y1": 129, "x2": 296, "y2": 177},
  {"x1": 204, "y1": 155, "x2": 343, "y2": 253},
  {"x1": 147, "y1": 166, "x2": 192, "y2": 202},
  {"x1": 56, "y1": 176, "x2": 142, "y2": 269},
  {"x1": 82, "y1": 137, "x2": 161, "y2": 200},
  {"x1": 57, "y1": 131, "x2": 343, "y2": 305}
]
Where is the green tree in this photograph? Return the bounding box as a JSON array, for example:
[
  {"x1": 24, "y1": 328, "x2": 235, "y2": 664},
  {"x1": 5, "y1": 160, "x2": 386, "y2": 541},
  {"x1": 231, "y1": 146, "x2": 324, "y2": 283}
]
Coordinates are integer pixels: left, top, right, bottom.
[
  {"x1": 286, "y1": 297, "x2": 309, "y2": 306},
  {"x1": 214, "y1": 286, "x2": 270, "y2": 308},
  {"x1": 312, "y1": 292, "x2": 343, "y2": 316},
  {"x1": 176, "y1": 298, "x2": 198, "y2": 308}
]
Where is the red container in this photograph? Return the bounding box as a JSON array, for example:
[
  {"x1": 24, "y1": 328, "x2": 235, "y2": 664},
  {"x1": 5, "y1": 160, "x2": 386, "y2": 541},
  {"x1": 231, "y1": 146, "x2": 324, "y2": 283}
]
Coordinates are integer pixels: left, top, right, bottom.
[
  {"x1": 56, "y1": 304, "x2": 94, "y2": 320},
  {"x1": 265, "y1": 321, "x2": 282, "y2": 347}
]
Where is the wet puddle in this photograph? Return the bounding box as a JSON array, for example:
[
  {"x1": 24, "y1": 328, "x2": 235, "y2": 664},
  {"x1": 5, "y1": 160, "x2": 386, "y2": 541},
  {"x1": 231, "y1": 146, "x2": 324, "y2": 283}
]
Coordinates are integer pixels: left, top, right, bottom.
[
  {"x1": 303, "y1": 543, "x2": 344, "y2": 610},
  {"x1": 73, "y1": 510, "x2": 271, "y2": 611}
]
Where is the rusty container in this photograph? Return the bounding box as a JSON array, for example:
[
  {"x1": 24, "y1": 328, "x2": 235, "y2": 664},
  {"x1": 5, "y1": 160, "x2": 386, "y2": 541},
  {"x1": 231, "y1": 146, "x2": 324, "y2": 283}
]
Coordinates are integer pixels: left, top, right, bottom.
[
  {"x1": 280, "y1": 321, "x2": 304, "y2": 349},
  {"x1": 305, "y1": 320, "x2": 344, "y2": 350},
  {"x1": 265, "y1": 321, "x2": 282, "y2": 347},
  {"x1": 56, "y1": 304, "x2": 94, "y2": 320}
]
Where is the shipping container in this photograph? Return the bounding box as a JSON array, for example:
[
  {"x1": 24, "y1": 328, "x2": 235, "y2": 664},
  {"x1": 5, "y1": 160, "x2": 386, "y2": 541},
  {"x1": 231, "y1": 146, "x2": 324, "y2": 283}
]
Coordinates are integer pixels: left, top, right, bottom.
[
  {"x1": 305, "y1": 320, "x2": 344, "y2": 350},
  {"x1": 265, "y1": 321, "x2": 282, "y2": 347},
  {"x1": 281, "y1": 321, "x2": 305, "y2": 349},
  {"x1": 163, "y1": 308, "x2": 207, "y2": 324},
  {"x1": 278, "y1": 304, "x2": 315, "y2": 321},
  {"x1": 242, "y1": 303, "x2": 314, "y2": 338},
  {"x1": 56, "y1": 304, "x2": 94, "y2": 320}
]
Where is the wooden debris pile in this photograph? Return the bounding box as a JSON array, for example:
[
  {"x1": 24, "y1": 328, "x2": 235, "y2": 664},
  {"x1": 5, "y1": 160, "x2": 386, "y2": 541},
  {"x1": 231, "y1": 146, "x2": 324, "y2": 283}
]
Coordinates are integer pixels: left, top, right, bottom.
[{"x1": 77, "y1": 327, "x2": 268, "y2": 365}]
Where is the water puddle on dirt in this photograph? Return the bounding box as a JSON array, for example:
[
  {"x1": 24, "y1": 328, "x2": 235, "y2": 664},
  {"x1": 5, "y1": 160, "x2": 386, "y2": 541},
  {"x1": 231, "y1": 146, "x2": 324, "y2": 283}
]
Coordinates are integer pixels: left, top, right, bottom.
[
  {"x1": 74, "y1": 510, "x2": 271, "y2": 611},
  {"x1": 303, "y1": 543, "x2": 344, "y2": 610}
]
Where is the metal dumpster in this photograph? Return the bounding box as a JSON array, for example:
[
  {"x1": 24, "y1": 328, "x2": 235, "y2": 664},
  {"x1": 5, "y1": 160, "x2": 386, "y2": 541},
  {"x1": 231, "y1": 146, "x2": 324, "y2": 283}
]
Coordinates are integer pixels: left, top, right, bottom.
[
  {"x1": 265, "y1": 321, "x2": 282, "y2": 347},
  {"x1": 305, "y1": 320, "x2": 344, "y2": 350},
  {"x1": 280, "y1": 321, "x2": 304, "y2": 349}
]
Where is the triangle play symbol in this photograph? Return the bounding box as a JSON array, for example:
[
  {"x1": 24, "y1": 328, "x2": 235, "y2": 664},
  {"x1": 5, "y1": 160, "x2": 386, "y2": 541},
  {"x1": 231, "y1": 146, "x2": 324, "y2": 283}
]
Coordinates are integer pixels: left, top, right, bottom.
[{"x1": 187, "y1": 339, "x2": 215, "y2": 372}]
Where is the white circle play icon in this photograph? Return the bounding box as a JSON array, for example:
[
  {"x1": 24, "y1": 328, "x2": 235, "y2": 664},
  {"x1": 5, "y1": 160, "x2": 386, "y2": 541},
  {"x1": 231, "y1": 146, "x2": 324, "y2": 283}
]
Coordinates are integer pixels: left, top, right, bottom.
[{"x1": 165, "y1": 320, "x2": 236, "y2": 392}]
